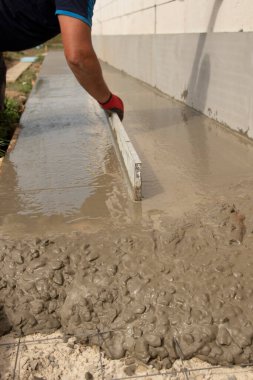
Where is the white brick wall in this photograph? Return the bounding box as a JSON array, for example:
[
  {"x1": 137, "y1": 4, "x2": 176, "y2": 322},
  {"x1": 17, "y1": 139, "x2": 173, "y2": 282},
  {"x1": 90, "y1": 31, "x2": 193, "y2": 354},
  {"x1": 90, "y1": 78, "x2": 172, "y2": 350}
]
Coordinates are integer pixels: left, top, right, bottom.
[
  {"x1": 93, "y1": 0, "x2": 253, "y2": 35},
  {"x1": 92, "y1": 0, "x2": 253, "y2": 138}
]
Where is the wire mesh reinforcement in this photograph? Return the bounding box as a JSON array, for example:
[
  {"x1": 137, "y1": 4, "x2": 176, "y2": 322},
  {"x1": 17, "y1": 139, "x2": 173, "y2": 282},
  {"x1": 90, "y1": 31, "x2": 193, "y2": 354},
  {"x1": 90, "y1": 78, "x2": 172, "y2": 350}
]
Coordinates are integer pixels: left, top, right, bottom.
[{"x1": 1, "y1": 329, "x2": 253, "y2": 380}]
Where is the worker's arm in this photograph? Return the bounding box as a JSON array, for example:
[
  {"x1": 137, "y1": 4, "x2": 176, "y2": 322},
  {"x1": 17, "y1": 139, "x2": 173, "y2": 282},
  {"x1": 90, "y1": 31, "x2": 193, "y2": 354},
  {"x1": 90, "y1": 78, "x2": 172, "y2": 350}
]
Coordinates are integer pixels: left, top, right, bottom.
[{"x1": 58, "y1": 15, "x2": 124, "y2": 120}]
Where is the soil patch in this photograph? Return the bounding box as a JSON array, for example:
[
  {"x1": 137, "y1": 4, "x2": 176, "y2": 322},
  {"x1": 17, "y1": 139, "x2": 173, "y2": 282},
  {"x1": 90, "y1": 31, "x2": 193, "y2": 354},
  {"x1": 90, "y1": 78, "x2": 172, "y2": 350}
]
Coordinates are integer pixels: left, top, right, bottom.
[{"x1": 0, "y1": 58, "x2": 42, "y2": 158}]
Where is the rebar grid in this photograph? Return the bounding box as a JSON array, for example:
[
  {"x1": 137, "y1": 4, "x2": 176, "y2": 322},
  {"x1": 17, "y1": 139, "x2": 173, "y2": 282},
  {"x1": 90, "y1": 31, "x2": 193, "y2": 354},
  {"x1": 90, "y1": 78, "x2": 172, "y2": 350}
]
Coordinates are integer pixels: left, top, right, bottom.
[{"x1": 1, "y1": 330, "x2": 253, "y2": 380}]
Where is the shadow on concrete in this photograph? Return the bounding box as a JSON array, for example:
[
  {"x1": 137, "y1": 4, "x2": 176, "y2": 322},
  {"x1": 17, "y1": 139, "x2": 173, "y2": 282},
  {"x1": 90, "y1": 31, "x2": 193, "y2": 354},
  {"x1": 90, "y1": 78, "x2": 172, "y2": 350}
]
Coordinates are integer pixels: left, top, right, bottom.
[
  {"x1": 194, "y1": 54, "x2": 211, "y2": 113},
  {"x1": 0, "y1": 305, "x2": 13, "y2": 379},
  {"x1": 186, "y1": 0, "x2": 223, "y2": 110},
  {"x1": 124, "y1": 106, "x2": 188, "y2": 199},
  {"x1": 0, "y1": 305, "x2": 12, "y2": 337},
  {"x1": 185, "y1": 0, "x2": 223, "y2": 181}
]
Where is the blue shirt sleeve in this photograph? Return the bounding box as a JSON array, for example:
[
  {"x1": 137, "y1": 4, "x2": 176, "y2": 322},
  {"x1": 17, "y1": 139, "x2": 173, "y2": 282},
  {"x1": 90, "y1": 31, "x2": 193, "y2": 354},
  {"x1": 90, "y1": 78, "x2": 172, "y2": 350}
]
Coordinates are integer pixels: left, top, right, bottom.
[{"x1": 55, "y1": 0, "x2": 96, "y2": 27}]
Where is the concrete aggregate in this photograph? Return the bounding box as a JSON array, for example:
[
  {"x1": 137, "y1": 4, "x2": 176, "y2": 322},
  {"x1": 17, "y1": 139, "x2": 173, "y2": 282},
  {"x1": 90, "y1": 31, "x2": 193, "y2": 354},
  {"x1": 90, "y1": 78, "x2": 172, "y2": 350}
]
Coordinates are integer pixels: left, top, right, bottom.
[{"x1": 1, "y1": 202, "x2": 253, "y2": 368}]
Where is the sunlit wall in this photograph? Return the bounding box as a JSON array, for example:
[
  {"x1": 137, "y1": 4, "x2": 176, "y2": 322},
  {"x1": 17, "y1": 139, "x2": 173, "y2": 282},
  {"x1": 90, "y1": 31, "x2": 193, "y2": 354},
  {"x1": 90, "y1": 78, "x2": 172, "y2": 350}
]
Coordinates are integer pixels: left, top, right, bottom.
[{"x1": 92, "y1": 0, "x2": 253, "y2": 138}]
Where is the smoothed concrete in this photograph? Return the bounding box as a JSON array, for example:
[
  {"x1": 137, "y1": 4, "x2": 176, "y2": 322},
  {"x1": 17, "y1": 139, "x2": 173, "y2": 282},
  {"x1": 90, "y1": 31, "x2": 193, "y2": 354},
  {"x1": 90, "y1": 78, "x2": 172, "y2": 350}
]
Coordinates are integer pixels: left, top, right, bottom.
[
  {"x1": 0, "y1": 51, "x2": 134, "y2": 236},
  {"x1": 1, "y1": 53, "x2": 253, "y2": 233},
  {"x1": 100, "y1": 62, "x2": 253, "y2": 218}
]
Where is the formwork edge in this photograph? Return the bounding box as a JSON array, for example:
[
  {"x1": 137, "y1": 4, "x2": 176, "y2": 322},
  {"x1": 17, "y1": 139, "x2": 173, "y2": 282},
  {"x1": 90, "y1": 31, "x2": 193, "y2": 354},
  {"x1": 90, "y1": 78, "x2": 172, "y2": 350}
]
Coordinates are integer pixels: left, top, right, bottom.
[{"x1": 108, "y1": 113, "x2": 142, "y2": 201}]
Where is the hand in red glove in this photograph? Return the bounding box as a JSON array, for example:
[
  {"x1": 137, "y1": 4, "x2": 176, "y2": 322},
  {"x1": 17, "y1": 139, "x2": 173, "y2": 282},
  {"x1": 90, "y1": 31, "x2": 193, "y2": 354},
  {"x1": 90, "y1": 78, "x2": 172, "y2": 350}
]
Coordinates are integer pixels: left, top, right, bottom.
[{"x1": 99, "y1": 93, "x2": 124, "y2": 121}]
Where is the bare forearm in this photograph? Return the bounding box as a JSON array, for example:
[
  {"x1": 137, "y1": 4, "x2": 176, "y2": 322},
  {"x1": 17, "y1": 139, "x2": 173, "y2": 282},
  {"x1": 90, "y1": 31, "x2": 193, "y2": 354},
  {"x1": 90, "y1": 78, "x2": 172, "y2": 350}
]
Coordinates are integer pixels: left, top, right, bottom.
[
  {"x1": 58, "y1": 16, "x2": 124, "y2": 120},
  {"x1": 58, "y1": 16, "x2": 111, "y2": 103},
  {"x1": 67, "y1": 48, "x2": 111, "y2": 104}
]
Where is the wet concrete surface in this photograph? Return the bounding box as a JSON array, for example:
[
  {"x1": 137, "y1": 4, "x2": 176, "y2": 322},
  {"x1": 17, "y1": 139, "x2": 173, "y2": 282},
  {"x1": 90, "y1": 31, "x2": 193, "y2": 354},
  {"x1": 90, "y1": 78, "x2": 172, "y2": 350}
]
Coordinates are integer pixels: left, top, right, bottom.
[
  {"x1": 0, "y1": 52, "x2": 135, "y2": 237},
  {"x1": 101, "y1": 62, "x2": 253, "y2": 218},
  {"x1": 1, "y1": 200, "x2": 253, "y2": 369},
  {"x1": 1, "y1": 52, "x2": 253, "y2": 370}
]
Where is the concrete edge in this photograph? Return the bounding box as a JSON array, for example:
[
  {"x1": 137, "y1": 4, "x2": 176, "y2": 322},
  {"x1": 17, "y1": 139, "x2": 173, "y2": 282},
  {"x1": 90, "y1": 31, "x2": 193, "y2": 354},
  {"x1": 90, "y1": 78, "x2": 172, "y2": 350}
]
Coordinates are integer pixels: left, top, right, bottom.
[
  {"x1": 6, "y1": 125, "x2": 21, "y2": 154},
  {"x1": 0, "y1": 124, "x2": 21, "y2": 173},
  {"x1": 108, "y1": 113, "x2": 142, "y2": 201},
  {"x1": 0, "y1": 157, "x2": 3, "y2": 173}
]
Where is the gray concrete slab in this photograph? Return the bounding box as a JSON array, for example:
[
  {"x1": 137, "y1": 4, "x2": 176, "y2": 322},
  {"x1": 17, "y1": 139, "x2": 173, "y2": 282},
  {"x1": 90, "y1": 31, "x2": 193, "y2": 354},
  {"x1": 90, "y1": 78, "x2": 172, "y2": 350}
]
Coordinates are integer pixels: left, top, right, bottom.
[
  {"x1": 1, "y1": 52, "x2": 253, "y2": 236},
  {"x1": 0, "y1": 51, "x2": 134, "y2": 236}
]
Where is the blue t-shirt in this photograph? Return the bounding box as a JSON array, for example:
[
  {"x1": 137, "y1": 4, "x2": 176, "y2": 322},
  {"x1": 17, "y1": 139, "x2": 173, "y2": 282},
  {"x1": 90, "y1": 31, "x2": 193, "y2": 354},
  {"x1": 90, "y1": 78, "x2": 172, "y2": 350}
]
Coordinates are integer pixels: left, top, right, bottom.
[{"x1": 0, "y1": 0, "x2": 96, "y2": 51}]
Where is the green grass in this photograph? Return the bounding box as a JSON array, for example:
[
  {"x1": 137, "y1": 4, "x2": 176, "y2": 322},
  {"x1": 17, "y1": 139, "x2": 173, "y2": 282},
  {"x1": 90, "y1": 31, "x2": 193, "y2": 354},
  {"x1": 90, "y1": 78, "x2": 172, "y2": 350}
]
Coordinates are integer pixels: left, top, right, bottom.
[
  {"x1": 1, "y1": 54, "x2": 45, "y2": 157},
  {"x1": 0, "y1": 98, "x2": 20, "y2": 124},
  {"x1": 8, "y1": 62, "x2": 40, "y2": 95},
  {"x1": 0, "y1": 65, "x2": 38, "y2": 157},
  {"x1": 0, "y1": 35, "x2": 63, "y2": 157},
  {"x1": 0, "y1": 98, "x2": 21, "y2": 157}
]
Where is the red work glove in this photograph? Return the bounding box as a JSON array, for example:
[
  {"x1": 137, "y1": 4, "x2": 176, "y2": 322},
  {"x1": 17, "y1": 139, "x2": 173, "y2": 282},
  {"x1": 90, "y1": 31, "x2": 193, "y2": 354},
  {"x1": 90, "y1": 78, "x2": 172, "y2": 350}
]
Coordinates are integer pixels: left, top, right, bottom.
[{"x1": 99, "y1": 93, "x2": 124, "y2": 121}]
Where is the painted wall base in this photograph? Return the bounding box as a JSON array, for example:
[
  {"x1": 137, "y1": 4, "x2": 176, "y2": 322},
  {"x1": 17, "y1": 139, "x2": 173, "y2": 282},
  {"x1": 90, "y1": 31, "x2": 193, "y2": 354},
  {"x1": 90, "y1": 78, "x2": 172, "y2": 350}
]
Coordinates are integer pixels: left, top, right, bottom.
[{"x1": 93, "y1": 33, "x2": 253, "y2": 139}]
